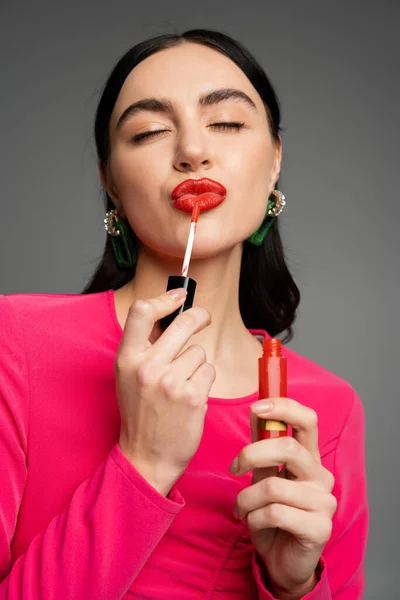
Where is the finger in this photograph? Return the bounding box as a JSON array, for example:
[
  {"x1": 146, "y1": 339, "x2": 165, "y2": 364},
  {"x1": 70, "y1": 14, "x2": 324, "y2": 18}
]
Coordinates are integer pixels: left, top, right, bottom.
[
  {"x1": 157, "y1": 345, "x2": 209, "y2": 401},
  {"x1": 251, "y1": 397, "x2": 320, "y2": 462},
  {"x1": 231, "y1": 437, "x2": 320, "y2": 482},
  {"x1": 234, "y1": 476, "x2": 337, "y2": 520},
  {"x1": 247, "y1": 503, "x2": 333, "y2": 547},
  {"x1": 155, "y1": 346, "x2": 215, "y2": 406},
  {"x1": 250, "y1": 409, "x2": 280, "y2": 483},
  {"x1": 150, "y1": 306, "x2": 211, "y2": 365},
  {"x1": 169, "y1": 344, "x2": 208, "y2": 381},
  {"x1": 187, "y1": 361, "x2": 216, "y2": 400},
  {"x1": 121, "y1": 289, "x2": 188, "y2": 355}
]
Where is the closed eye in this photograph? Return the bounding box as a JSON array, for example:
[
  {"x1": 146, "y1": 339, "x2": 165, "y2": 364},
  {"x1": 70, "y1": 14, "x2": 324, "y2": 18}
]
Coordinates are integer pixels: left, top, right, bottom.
[
  {"x1": 132, "y1": 129, "x2": 170, "y2": 143},
  {"x1": 208, "y1": 121, "x2": 245, "y2": 131},
  {"x1": 131, "y1": 122, "x2": 246, "y2": 143}
]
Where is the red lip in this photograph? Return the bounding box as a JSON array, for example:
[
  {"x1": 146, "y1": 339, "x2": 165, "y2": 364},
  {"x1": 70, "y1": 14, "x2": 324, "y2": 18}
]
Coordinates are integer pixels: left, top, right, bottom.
[{"x1": 171, "y1": 178, "x2": 227, "y2": 213}]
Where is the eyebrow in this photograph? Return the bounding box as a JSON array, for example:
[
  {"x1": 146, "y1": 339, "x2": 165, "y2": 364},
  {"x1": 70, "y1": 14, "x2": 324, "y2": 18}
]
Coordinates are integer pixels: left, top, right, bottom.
[{"x1": 116, "y1": 88, "x2": 258, "y2": 129}]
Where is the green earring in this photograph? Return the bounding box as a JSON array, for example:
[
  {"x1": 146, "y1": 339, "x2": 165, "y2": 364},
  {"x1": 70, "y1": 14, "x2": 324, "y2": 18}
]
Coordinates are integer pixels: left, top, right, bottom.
[
  {"x1": 105, "y1": 190, "x2": 286, "y2": 267},
  {"x1": 245, "y1": 190, "x2": 286, "y2": 246},
  {"x1": 104, "y1": 209, "x2": 138, "y2": 269}
]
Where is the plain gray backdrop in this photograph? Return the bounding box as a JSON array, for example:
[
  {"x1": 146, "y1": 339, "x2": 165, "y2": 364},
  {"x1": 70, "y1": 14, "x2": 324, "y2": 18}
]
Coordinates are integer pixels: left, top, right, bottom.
[{"x1": 1, "y1": 1, "x2": 399, "y2": 598}]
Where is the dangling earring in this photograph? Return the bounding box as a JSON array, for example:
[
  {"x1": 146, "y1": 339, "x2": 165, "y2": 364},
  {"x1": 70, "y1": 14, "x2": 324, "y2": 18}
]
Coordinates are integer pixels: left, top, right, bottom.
[
  {"x1": 104, "y1": 209, "x2": 138, "y2": 269},
  {"x1": 245, "y1": 190, "x2": 286, "y2": 246},
  {"x1": 104, "y1": 191, "x2": 286, "y2": 266}
]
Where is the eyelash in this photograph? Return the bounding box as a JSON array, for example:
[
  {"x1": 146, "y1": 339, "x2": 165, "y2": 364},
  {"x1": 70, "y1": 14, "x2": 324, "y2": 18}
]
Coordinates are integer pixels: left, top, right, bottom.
[{"x1": 131, "y1": 122, "x2": 246, "y2": 143}]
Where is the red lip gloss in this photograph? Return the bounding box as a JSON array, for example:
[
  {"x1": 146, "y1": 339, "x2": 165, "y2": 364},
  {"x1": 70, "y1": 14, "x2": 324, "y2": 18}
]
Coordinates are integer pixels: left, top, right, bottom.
[
  {"x1": 172, "y1": 193, "x2": 225, "y2": 212},
  {"x1": 258, "y1": 338, "x2": 288, "y2": 441},
  {"x1": 171, "y1": 177, "x2": 227, "y2": 212}
]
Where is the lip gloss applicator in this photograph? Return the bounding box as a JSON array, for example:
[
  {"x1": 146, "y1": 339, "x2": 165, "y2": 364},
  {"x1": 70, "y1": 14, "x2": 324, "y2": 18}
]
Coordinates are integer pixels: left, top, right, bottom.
[
  {"x1": 258, "y1": 338, "x2": 288, "y2": 441},
  {"x1": 160, "y1": 201, "x2": 200, "y2": 330}
]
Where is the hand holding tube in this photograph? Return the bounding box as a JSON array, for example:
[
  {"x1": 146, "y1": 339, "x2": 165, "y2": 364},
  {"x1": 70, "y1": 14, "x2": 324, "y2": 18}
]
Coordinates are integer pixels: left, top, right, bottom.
[{"x1": 115, "y1": 289, "x2": 216, "y2": 496}]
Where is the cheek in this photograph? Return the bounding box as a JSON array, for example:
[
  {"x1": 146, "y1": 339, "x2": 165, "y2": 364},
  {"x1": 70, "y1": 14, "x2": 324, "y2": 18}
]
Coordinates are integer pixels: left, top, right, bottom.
[
  {"x1": 226, "y1": 136, "x2": 272, "y2": 196},
  {"x1": 221, "y1": 135, "x2": 274, "y2": 236},
  {"x1": 111, "y1": 145, "x2": 167, "y2": 198},
  {"x1": 109, "y1": 146, "x2": 172, "y2": 242}
]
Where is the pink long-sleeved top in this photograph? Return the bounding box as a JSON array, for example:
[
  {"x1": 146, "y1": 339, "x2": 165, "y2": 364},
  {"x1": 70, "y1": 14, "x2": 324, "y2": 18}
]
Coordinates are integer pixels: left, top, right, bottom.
[{"x1": 0, "y1": 290, "x2": 368, "y2": 599}]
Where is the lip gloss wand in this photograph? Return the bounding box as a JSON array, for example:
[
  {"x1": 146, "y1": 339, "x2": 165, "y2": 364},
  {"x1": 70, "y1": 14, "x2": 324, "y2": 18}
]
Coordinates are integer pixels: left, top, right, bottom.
[{"x1": 160, "y1": 201, "x2": 200, "y2": 330}]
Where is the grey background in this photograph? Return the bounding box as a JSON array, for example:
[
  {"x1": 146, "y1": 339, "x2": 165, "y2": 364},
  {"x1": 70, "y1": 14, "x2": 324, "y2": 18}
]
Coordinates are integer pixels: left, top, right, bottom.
[{"x1": 1, "y1": 1, "x2": 399, "y2": 598}]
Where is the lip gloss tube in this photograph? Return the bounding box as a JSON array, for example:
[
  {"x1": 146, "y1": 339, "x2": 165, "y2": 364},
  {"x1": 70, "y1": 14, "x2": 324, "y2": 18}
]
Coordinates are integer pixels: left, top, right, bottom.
[
  {"x1": 159, "y1": 274, "x2": 197, "y2": 331},
  {"x1": 258, "y1": 338, "x2": 288, "y2": 441}
]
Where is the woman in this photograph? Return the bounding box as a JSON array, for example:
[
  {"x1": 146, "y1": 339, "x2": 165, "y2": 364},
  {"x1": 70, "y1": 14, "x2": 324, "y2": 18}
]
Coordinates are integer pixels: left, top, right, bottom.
[{"x1": 0, "y1": 30, "x2": 368, "y2": 599}]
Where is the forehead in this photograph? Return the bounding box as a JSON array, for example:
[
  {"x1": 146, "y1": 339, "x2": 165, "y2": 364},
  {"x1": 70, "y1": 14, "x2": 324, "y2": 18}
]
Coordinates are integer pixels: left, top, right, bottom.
[{"x1": 112, "y1": 42, "x2": 264, "y2": 118}]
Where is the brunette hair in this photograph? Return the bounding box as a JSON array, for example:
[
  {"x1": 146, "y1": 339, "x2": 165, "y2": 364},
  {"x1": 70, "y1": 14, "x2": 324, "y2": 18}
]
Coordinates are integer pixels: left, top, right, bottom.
[{"x1": 81, "y1": 29, "x2": 300, "y2": 343}]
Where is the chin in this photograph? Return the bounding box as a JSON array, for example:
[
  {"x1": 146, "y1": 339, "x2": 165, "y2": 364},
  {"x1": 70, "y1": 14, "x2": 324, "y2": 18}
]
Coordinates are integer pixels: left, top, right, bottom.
[
  {"x1": 191, "y1": 238, "x2": 242, "y2": 260},
  {"x1": 141, "y1": 226, "x2": 246, "y2": 262}
]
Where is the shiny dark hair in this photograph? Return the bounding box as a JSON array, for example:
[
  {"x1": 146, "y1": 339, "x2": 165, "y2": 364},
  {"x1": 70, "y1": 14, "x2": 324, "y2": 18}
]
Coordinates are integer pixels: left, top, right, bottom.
[{"x1": 81, "y1": 29, "x2": 300, "y2": 343}]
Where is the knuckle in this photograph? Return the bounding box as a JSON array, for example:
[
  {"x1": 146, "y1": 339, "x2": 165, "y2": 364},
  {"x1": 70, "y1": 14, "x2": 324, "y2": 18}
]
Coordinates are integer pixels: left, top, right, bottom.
[
  {"x1": 191, "y1": 306, "x2": 210, "y2": 319},
  {"x1": 240, "y1": 447, "x2": 251, "y2": 469},
  {"x1": 262, "y1": 476, "x2": 280, "y2": 500},
  {"x1": 115, "y1": 350, "x2": 140, "y2": 373},
  {"x1": 327, "y1": 494, "x2": 338, "y2": 515},
  {"x1": 175, "y1": 310, "x2": 196, "y2": 329},
  {"x1": 136, "y1": 361, "x2": 157, "y2": 387},
  {"x1": 325, "y1": 469, "x2": 335, "y2": 490},
  {"x1": 190, "y1": 344, "x2": 207, "y2": 363},
  {"x1": 159, "y1": 372, "x2": 178, "y2": 396},
  {"x1": 307, "y1": 408, "x2": 318, "y2": 428},
  {"x1": 247, "y1": 510, "x2": 257, "y2": 531},
  {"x1": 182, "y1": 381, "x2": 201, "y2": 406},
  {"x1": 174, "y1": 307, "x2": 211, "y2": 331},
  {"x1": 206, "y1": 363, "x2": 217, "y2": 381},
  {"x1": 114, "y1": 354, "x2": 129, "y2": 374},
  {"x1": 318, "y1": 518, "x2": 333, "y2": 544},
  {"x1": 266, "y1": 503, "x2": 282, "y2": 526},
  {"x1": 129, "y1": 299, "x2": 155, "y2": 319},
  {"x1": 282, "y1": 436, "x2": 298, "y2": 458},
  {"x1": 236, "y1": 492, "x2": 246, "y2": 514},
  {"x1": 198, "y1": 307, "x2": 212, "y2": 323}
]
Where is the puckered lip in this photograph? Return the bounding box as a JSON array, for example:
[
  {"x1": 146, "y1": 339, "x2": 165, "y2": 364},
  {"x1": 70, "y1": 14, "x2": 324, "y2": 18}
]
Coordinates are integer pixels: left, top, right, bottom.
[{"x1": 171, "y1": 177, "x2": 227, "y2": 200}]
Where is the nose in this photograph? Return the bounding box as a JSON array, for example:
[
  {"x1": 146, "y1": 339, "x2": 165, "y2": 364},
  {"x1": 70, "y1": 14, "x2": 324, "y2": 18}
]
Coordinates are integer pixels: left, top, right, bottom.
[{"x1": 173, "y1": 127, "x2": 213, "y2": 173}]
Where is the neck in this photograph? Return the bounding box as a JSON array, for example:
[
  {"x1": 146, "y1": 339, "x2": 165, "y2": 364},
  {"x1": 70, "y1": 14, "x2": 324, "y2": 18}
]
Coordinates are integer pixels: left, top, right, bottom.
[{"x1": 121, "y1": 242, "x2": 262, "y2": 369}]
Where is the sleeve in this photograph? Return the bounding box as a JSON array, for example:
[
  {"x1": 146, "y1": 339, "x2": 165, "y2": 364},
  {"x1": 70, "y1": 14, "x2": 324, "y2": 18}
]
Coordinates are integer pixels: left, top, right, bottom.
[
  {"x1": 251, "y1": 387, "x2": 369, "y2": 599},
  {"x1": 0, "y1": 295, "x2": 185, "y2": 599}
]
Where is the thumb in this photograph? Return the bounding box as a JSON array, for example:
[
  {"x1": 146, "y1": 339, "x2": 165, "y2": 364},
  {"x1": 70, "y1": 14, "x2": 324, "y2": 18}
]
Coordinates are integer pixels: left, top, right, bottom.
[{"x1": 122, "y1": 288, "x2": 188, "y2": 350}]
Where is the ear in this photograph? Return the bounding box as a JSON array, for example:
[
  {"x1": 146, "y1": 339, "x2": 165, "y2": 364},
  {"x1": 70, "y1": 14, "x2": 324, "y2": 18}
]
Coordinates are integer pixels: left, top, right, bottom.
[
  {"x1": 98, "y1": 160, "x2": 121, "y2": 208},
  {"x1": 270, "y1": 135, "x2": 282, "y2": 189}
]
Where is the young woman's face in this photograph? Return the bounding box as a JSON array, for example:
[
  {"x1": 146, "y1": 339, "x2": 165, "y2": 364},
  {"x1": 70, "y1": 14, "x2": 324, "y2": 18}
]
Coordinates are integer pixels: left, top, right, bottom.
[{"x1": 104, "y1": 42, "x2": 281, "y2": 260}]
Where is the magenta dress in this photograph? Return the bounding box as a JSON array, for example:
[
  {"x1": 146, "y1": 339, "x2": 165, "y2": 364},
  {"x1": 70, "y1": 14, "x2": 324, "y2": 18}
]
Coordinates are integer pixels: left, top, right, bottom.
[{"x1": 0, "y1": 290, "x2": 368, "y2": 598}]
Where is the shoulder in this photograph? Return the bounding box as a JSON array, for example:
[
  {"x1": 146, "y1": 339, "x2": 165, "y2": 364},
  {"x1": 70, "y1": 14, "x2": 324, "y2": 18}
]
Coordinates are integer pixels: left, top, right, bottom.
[
  {"x1": 0, "y1": 290, "x2": 118, "y2": 375},
  {"x1": 0, "y1": 295, "x2": 33, "y2": 446},
  {"x1": 2, "y1": 290, "x2": 113, "y2": 339},
  {"x1": 282, "y1": 344, "x2": 363, "y2": 449},
  {"x1": 3, "y1": 290, "x2": 105, "y2": 319}
]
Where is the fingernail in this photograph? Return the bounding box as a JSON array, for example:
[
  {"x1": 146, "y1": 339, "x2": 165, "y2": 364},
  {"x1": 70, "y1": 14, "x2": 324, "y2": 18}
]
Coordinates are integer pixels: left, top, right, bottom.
[
  {"x1": 251, "y1": 400, "x2": 273, "y2": 412},
  {"x1": 168, "y1": 288, "x2": 187, "y2": 301},
  {"x1": 230, "y1": 457, "x2": 239, "y2": 474}
]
